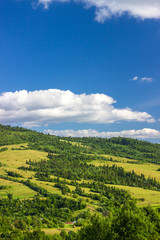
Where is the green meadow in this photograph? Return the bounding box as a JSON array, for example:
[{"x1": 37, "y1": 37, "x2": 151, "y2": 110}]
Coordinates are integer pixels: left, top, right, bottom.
[
  {"x1": 1, "y1": 145, "x2": 160, "y2": 207},
  {"x1": 0, "y1": 178, "x2": 36, "y2": 199},
  {"x1": 92, "y1": 158, "x2": 160, "y2": 182}
]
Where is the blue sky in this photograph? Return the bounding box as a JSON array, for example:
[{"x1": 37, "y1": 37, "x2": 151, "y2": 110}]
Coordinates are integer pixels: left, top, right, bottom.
[{"x1": 0, "y1": 0, "x2": 160, "y2": 141}]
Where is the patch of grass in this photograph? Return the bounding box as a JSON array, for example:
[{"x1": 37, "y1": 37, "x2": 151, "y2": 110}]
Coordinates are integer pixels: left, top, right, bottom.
[
  {"x1": 60, "y1": 139, "x2": 89, "y2": 149},
  {"x1": 31, "y1": 180, "x2": 62, "y2": 195},
  {"x1": 43, "y1": 227, "x2": 80, "y2": 235},
  {"x1": 0, "y1": 178, "x2": 37, "y2": 199},
  {"x1": 0, "y1": 143, "x2": 28, "y2": 150},
  {"x1": 92, "y1": 160, "x2": 160, "y2": 182},
  {"x1": 106, "y1": 183, "x2": 160, "y2": 207},
  {"x1": 0, "y1": 144, "x2": 48, "y2": 177},
  {"x1": 101, "y1": 154, "x2": 138, "y2": 163}
]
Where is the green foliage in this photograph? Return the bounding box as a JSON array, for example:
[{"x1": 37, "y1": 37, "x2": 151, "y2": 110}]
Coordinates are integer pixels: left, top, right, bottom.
[
  {"x1": 0, "y1": 229, "x2": 51, "y2": 240},
  {"x1": 6, "y1": 170, "x2": 23, "y2": 178},
  {"x1": 0, "y1": 185, "x2": 8, "y2": 190},
  {"x1": 111, "y1": 205, "x2": 159, "y2": 239},
  {"x1": 76, "y1": 214, "x2": 112, "y2": 240},
  {"x1": 7, "y1": 193, "x2": 13, "y2": 200},
  {"x1": 60, "y1": 229, "x2": 67, "y2": 239},
  {"x1": 76, "y1": 206, "x2": 160, "y2": 240},
  {"x1": 54, "y1": 182, "x2": 71, "y2": 195},
  {"x1": 0, "y1": 147, "x2": 8, "y2": 152}
]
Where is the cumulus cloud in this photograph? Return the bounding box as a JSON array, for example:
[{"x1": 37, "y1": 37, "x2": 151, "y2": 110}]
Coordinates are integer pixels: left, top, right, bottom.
[
  {"x1": 0, "y1": 89, "x2": 154, "y2": 127},
  {"x1": 130, "y1": 76, "x2": 153, "y2": 83},
  {"x1": 36, "y1": 0, "x2": 160, "y2": 22},
  {"x1": 44, "y1": 128, "x2": 160, "y2": 139}
]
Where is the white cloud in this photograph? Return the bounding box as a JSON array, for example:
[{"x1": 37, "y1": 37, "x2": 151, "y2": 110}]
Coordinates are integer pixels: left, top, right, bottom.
[
  {"x1": 0, "y1": 89, "x2": 154, "y2": 127},
  {"x1": 36, "y1": 0, "x2": 160, "y2": 22},
  {"x1": 130, "y1": 76, "x2": 153, "y2": 83},
  {"x1": 38, "y1": 0, "x2": 53, "y2": 9},
  {"x1": 44, "y1": 128, "x2": 160, "y2": 139},
  {"x1": 38, "y1": 0, "x2": 69, "y2": 9},
  {"x1": 131, "y1": 76, "x2": 138, "y2": 81},
  {"x1": 141, "y1": 77, "x2": 153, "y2": 83}
]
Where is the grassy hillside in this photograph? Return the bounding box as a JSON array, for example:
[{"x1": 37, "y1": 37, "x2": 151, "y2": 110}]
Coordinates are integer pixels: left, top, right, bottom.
[
  {"x1": 1, "y1": 124, "x2": 160, "y2": 239},
  {"x1": 0, "y1": 124, "x2": 160, "y2": 163}
]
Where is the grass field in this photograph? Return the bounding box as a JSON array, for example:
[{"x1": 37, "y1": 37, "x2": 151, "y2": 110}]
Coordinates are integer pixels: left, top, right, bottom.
[
  {"x1": 0, "y1": 143, "x2": 48, "y2": 177},
  {"x1": 0, "y1": 144, "x2": 48, "y2": 198},
  {"x1": 91, "y1": 158, "x2": 160, "y2": 182},
  {"x1": 31, "y1": 179, "x2": 62, "y2": 195},
  {"x1": 43, "y1": 226, "x2": 80, "y2": 235},
  {"x1": 60, "y1": 139, "x2": 90, "y2": 149},
  {"x1": 101, "y1": 154, "x2": 138, "y2": 163},
  {"x1": 1, "y1": 143, "x2": 160, "y2": 208},
  {"x1": 0, "y1": 178, "x2": 36, "y2": 199},
  {"x1": 106, "y1": 183, "x2": 160, "y2": 207}
]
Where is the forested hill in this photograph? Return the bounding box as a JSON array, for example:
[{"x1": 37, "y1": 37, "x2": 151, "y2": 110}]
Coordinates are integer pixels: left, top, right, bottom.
[
  {"x1": 0, "y1": 124, "x2": 160, "y2": 163},
  {"x1": 1, "y1": 124, "x2": 160, "y2": 239},
  {"x1": 66, "y1": 136, "x2": 160, "y2": 163}
]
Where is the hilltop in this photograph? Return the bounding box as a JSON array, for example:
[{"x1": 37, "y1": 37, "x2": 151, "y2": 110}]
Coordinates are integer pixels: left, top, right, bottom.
[{"x1": 0, "y1": 124, "x2": 160, "y2": 163}]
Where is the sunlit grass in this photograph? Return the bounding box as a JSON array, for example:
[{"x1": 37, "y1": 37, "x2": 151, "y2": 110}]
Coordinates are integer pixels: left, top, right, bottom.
[
  {"x1": 0, "y1": 144, "x2": 48, "y2": 177},
  {"x1": 92, "y1": 159, "x2": 160, "y2": 182},
  {"x1": 0, "y1": 178, "x2": 36, "y2": 199},
  {"x1": 43, "y1": 227, "x2": 80, "y2": 235},
  {"x1": 31, "y1": 179, "x2": 62, "y2": 195},
  {"x1": 106, "y1": 183, "x2": 160, "y2": 207},
  {"x1": 60, "y1": 139, "x2": 89, "y2": 149},
  {"x1": 101, "y1": 154, "x2": 138, "y2": 163}
]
